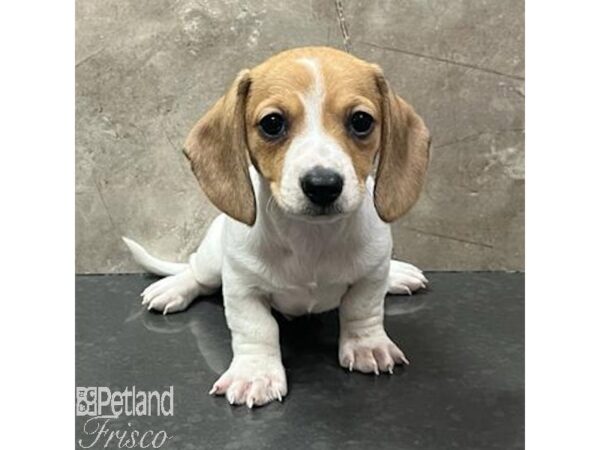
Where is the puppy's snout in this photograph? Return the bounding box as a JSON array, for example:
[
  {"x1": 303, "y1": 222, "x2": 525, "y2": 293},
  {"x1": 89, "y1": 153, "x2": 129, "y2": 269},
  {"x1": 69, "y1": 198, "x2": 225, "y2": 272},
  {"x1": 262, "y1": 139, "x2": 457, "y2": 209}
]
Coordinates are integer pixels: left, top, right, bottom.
[{"x1": 300, "y1": 167, "x2": 344, "y2": 206}]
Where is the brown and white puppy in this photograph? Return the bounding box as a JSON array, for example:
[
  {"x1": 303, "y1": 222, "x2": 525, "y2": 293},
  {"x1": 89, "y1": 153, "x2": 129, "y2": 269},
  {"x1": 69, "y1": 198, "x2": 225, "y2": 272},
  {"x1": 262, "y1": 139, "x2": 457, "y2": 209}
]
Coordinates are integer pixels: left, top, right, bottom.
[{"x1": 123, "y1": 47, "x2": 430, "y2": 408}]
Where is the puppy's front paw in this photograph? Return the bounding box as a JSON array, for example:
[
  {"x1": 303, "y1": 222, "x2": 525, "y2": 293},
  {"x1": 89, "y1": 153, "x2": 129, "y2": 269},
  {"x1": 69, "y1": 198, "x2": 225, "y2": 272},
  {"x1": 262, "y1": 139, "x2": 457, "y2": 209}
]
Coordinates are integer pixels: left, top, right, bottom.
[
  {"x1": 210, "y1": 356, "x2": 287, "y2": 408},
  {"x1": 141, "y1": 269, "x2": 201, "y2": 314},
  {"x1": 339, "y1": 334, "x2": 409, "y2": 374},
  {"x1": 388, "y1": 260, "x2": 428, "y2": 295}
]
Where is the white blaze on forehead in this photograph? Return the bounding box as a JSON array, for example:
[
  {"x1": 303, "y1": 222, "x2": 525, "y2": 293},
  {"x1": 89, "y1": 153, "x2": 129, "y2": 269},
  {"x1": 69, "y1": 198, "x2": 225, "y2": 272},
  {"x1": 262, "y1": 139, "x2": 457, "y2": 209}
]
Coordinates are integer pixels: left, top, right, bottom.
[
  {"x1": 293, "y1": 57, "x2": 341, "y2": 164},
  {"x1": 297, "y1": 57, "x2": 325, "y2": 134}
]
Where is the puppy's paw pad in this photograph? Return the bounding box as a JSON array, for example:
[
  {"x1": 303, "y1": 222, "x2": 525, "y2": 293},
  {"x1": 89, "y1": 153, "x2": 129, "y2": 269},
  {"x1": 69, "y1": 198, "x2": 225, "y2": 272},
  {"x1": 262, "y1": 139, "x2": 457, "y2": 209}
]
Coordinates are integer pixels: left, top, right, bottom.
[
  {"x1": 339, "y1": 335, "x2": 409, "y2": 374},
  {"x1": 211, "y1": 357, "x2": 287, "y2": 408}
]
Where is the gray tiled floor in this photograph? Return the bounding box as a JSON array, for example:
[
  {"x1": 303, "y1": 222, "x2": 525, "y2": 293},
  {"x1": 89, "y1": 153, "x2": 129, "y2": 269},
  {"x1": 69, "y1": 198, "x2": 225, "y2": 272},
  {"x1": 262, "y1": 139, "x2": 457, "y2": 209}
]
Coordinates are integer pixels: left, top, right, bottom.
[{"x1": 76, "y1": 272, "x2": 524, "y2": 449}]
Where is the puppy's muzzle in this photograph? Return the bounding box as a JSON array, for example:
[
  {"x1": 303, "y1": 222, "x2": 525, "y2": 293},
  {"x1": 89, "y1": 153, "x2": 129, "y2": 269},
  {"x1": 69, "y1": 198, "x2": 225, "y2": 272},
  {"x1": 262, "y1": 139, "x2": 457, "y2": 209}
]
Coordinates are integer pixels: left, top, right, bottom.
[{"x1": 300, "y1": 167, "x2": 344, "y2": 207}]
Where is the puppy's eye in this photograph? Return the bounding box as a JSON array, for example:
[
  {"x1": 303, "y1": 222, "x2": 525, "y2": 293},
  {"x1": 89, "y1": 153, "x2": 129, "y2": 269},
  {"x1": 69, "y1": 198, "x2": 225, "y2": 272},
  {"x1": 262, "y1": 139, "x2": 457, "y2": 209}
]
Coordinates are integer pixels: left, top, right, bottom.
[
  {"x1": 259, "y1": 113, "x2": 286, "y2": 139},
  {"x1": 349, "y1": 111, "x2": 374, "y2": 137}
]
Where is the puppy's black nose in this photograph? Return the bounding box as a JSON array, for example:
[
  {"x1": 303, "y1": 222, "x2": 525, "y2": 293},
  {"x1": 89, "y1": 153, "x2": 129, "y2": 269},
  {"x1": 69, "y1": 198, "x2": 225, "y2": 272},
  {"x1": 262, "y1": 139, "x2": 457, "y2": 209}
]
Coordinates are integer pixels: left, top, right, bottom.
[{"x1": 300, "y1": 167, "x2": 344, "y2": 206}]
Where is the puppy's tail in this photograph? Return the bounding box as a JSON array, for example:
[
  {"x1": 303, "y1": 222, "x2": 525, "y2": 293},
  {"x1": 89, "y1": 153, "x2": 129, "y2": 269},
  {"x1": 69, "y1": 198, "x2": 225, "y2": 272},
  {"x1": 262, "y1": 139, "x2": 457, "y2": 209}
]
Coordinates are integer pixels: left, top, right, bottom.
[{"x1": 122, "y1": 237, "x2": 188, "y2": 276}]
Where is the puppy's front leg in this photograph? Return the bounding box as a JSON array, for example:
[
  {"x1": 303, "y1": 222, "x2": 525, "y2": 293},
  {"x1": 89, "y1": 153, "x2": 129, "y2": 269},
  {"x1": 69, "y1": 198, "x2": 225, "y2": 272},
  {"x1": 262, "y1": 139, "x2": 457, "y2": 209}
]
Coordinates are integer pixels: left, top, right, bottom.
[
  {"x1": 210, "y1": 286, "x2": 286, "y2": 408},
  {"x1": 339, "y1": 267, "x2": 409, "y2": 374}
]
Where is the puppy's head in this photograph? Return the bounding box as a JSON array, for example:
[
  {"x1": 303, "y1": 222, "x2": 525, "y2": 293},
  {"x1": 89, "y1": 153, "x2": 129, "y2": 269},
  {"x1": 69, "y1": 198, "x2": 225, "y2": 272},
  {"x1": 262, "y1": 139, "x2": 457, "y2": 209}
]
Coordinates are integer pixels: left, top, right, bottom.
[{"x1": 184, "y1": 47, "x2": 430, "y2": 225}]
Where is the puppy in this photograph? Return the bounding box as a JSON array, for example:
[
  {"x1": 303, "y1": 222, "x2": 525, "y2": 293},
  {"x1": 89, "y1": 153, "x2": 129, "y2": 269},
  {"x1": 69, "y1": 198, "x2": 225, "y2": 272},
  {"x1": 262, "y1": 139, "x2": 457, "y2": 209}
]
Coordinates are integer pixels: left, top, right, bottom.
[{"x1": 123, "y1": 47, "x2": 430, "y2": 408}]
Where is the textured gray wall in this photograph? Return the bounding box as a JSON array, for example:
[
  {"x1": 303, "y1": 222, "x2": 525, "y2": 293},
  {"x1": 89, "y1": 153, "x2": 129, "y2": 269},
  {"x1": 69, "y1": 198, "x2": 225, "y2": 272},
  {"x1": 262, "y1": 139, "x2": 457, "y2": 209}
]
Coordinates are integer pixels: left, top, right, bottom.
[{"x1": 76, "y1": 0, "x2": 524, "y2": 273}]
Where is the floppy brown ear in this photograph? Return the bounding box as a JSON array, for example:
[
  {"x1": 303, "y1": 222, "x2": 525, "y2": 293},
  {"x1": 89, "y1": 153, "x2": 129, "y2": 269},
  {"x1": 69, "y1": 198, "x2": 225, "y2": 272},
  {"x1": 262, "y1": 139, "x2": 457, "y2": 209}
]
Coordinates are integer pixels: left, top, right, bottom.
[
  {"x1": 183, "y1": 69, "x2": 256, "y2": 225},
  {"x1": 373, "y1": 69, "x2": 431, "y2": 223}
]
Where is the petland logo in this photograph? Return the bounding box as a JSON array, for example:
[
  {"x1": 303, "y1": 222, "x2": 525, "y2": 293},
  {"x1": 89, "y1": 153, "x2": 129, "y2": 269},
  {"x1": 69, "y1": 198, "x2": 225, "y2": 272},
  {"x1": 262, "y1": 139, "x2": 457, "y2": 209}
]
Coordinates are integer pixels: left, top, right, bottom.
[{"x1": 76, "y1": 386, "x2": 174, "y2": 448}]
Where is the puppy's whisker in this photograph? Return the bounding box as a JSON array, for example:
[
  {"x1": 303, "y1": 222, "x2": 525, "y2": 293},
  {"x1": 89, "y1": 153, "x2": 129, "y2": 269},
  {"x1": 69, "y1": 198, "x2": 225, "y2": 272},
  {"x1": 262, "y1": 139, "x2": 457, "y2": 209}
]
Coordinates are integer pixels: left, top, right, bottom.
[{"x1": 266, "y1": 195, "x2": 276, "y2": 215}]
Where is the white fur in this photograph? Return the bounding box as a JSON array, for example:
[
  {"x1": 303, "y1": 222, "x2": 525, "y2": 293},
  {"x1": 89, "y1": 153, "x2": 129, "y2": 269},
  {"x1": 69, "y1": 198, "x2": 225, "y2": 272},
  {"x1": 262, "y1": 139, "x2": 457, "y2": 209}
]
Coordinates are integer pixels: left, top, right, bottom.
[
  {"x1": 122, "y1": 237, "x2": 187, "y2": 276},
  {"x1": 123, "y1": 61, "x2": 428, "y2": 408}
]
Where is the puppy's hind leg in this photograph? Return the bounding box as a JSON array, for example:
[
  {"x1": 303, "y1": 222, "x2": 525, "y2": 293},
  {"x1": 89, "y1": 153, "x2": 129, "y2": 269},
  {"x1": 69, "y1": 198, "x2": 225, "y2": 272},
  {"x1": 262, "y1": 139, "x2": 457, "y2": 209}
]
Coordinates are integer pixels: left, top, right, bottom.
[
  {"x1": 387, "y1": 260, "x2": 428, "y2": 295},
  {"x1": 130, "y1": 215, "x2": 225, "y2": 315}
]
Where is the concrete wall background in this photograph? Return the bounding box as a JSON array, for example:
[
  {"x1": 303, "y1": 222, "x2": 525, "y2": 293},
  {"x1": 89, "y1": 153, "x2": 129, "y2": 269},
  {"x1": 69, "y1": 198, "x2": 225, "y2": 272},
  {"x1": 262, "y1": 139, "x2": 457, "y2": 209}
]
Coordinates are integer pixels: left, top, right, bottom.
[{"x1": 76, "y1": 0, "x2": 524, "y2": 273}]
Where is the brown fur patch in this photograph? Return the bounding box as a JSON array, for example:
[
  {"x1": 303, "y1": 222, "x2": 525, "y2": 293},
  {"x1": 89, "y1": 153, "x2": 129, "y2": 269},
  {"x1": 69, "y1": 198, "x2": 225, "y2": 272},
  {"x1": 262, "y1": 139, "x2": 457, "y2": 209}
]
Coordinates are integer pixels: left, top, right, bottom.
[
  {"x1": 183, "y1": 70, "x2": 256, "y2": 225},
  {"x1": 373, "y1": 69, "x2": 431, "y2": 222},
  {"x1": 244, "y1": 56, "x2": 313, "y2": 192}
]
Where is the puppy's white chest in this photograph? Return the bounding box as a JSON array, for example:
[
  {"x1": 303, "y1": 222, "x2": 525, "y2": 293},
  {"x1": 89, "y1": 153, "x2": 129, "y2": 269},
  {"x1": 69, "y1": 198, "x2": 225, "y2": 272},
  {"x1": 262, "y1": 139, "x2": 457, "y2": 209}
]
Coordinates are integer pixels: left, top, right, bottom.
[
  {"x1": 263, "y1": 243, "x2": 355, "y2": 316},
  {"x1": 270, "y1": 282, "x2": 348, "y2": 316}
]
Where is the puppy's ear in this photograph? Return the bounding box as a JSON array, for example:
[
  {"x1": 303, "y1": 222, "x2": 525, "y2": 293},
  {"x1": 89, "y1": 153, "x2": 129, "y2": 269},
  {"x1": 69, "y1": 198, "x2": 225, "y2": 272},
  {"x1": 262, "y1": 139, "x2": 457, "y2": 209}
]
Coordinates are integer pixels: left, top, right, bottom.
[
  {"x1": 373, "y1": 67, "x2": 431, "y2": 223},
  {"x1": 183, "y1": 69, "x2": 256, "y2": 225}
]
